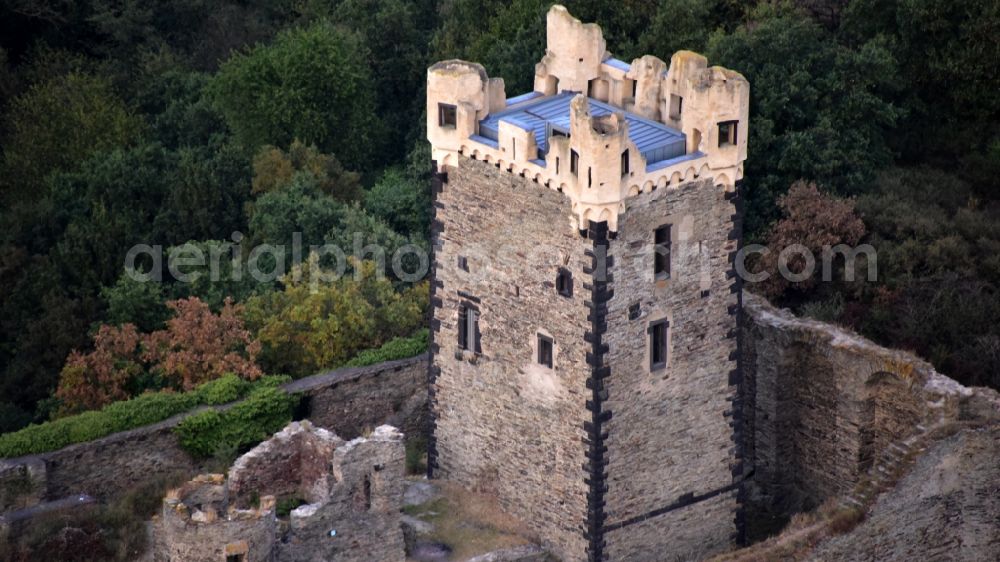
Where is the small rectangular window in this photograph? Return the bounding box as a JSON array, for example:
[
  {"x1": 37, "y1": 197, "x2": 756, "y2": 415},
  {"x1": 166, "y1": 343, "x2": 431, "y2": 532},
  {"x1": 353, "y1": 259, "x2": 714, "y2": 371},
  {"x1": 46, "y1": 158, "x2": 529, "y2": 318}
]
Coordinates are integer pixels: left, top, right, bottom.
[
  {"x1": 669, "y1": 94, "x2": 683, "y2": 120},
  {"x1": 631, "y1": 80, "x2": 638, "y2": 99},
  {"x1": 570, "y1": 150, "x2": 579, "y2": 176},
  {"x1": 649, "y1": 320, "x2": 668, "y2": 371},
  {"x1": 718, "y1": 120, "x2": 738, "y2": 147},
  {"x1": 555, "y1": 156, "x2": 560, "y2": 174},
  {"x1": 457, "y1": 256, "x2": 468, "y2": 272},
  {"x1": 621, "y1": 150, "x2": 630, "y2": 177},
  {"x1": 438, "y1": 103, "x2": 457, "y2": 128},
  {"x1": 556, "y1": 268, "x2": 572, "y2": 297},
  {"x1": 654, "y1": 225, "x2": 671, "y2": 278},
  {"x1": 226, "y1": 555, "x2": 245, "y2": 562},
  {"x1": 458, "y1": 304, "x2": 478, "y2": 351},
  {"x1": 628, "y1": 302, "x2": 640, "y2": 320},
  {"x1": 537, "y1": 334, "x2": 553, "y2": 368}
]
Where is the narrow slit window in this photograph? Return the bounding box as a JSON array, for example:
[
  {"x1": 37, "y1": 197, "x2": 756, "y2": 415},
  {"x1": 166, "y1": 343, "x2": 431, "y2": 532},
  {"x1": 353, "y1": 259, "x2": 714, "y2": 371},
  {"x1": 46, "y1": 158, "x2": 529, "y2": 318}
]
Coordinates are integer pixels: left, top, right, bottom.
[
  {"x1": 458, "y1": 303, "x2": 478, "y2": 351},
  {"x1": 555, "y1": 156, "x2": 559, "y2": 174},
  {"x1": 621, "y1": 150, "x2": 630, "y2": 177},
  {"x1": 718, "y1": 120, "x2": 738, "y2": 147},
  {"x1": 363, "y1": 474, "x2": 372, "y2": 510},
  {"x1": 556, "y1": 268, "x2": 573, "y2": 297},
  {"x1": 537, "y1": 334, "x2": 553, "y2": 368},
  {"x1": 654, "y1": 225, "x2": 671, "y2": 278},
  {"x1": 570, "y1": 149, "x2": 579, "y2": 176},
  {"x1": 588, "y1": 167, "x2": 592, "y2": 188},
  {"x1": 438, "y1": 103, "x2": 457, "y2": 128},
  {"x1": 649, "y1": 320, "x2": 669, "y2": 371}
]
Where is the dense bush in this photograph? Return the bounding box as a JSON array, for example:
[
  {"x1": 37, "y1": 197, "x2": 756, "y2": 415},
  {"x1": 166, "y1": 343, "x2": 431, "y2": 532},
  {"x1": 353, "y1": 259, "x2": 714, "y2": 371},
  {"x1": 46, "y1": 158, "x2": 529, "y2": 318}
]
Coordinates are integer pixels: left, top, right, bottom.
[
  {"x1": 344, "y1": 329, "x2": 430, "y2": 367},
  {"x1": 174, "y1": 386, "x2": 296, "y2": 458},
  {"x1": 244, "y1": 259, "x2": 428, "y2": 377}
]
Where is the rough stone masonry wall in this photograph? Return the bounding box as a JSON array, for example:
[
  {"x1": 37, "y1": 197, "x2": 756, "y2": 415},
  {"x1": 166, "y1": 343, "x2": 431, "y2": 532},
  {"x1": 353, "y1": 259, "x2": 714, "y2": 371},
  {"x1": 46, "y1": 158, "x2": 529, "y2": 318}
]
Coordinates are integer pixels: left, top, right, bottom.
[
  {"x1": 278, "y1": 426, "x2": 406, "y2": 562},
  {"x1": 0, "y1": 356, "x2": 427, "y2": 510},
  {"x1": 602, "y1": 178, "x2": 741, "y2": 561},
  {"x1": 158, "y1": 476, "x2": 277, "y2": 562},
  {"x1": 740, "y1": 293, "x2": 972, "y2": 526},
  {"x1": 430, "y1": 156, "x2": 592, "y2": 561},
  {"x1": 227, "y1": 421, "x2": 342, "y2": 508}
]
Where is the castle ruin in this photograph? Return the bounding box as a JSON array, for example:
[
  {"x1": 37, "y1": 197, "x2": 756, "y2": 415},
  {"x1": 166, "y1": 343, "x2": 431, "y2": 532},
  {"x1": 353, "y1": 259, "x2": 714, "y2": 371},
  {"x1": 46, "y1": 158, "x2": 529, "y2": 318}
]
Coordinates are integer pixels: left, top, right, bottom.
[
  {"x1": 426, "y1": 6, "x2": 749, "y2": 560},
  {"x1": 156, "y1": 422, "x2": 406, "y2": 562}
]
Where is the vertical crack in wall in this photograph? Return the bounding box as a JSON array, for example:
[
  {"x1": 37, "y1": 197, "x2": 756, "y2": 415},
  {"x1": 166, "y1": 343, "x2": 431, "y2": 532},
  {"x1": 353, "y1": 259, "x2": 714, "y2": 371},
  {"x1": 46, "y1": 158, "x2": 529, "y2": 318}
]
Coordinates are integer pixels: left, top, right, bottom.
[
  {"x1": 427, "y1": 161, "x2": 448, "y2": 478},
  {"x1": 583, "y1": 221, "x2": 614, "y2": 562}
]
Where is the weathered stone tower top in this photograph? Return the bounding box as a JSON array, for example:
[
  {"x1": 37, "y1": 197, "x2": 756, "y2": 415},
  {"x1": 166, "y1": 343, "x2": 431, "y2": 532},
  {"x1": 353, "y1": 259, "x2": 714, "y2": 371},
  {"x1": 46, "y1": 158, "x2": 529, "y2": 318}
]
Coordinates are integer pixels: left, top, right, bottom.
[{"x1": 427, "y1": 4, "x2": 749, "y2": 231}]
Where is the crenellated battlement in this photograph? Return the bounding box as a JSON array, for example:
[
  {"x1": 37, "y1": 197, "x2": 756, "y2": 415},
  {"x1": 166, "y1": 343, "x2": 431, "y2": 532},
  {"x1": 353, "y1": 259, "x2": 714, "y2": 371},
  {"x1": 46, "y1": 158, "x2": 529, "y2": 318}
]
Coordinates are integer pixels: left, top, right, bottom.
[{"x1": 427, "y1": 4, "x2": 748, "y2": 231}]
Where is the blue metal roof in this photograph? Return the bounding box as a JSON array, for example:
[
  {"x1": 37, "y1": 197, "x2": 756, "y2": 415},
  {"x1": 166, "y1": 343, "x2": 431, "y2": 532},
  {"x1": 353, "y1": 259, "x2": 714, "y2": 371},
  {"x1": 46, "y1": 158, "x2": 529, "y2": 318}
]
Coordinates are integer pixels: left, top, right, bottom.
[
  {"x1": 477, "y1": 92, "x2": 687, "y2": 167},
  {"x1": 603, "y1": 58, "x2": 631, "y2": 72}
]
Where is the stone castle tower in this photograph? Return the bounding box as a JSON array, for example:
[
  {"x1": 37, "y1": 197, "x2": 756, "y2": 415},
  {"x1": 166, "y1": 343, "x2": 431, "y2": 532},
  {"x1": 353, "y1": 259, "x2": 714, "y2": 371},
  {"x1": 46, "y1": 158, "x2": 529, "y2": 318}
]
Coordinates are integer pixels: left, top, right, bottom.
[{"x1": 426, "y1": 6, "x2": 749, "y2": 561}]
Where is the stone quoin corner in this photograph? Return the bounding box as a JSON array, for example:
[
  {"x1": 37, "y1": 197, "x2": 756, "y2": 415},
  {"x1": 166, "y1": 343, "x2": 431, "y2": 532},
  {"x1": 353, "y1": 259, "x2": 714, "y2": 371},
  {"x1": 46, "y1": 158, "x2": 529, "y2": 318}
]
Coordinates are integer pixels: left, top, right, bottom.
[{"x1": 426, "y1": 5, "x2": 749, "y2": 560}]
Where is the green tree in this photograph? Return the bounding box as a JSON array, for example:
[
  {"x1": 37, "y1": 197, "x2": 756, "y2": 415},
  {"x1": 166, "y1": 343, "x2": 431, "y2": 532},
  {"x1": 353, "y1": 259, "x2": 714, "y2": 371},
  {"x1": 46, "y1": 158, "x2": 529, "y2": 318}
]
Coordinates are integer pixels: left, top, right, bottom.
[
  {"x1": 152, "y1": 140, "x2": 253, "y2": 243},
  {"x1": 333, "y1": 0, "x2": 434, "y2": 156},
  {"x1": 165, "y1": 240, "x2": 273, "y2": 309},
  {"x1": 707, "y1": 7, "x2": 900, "y2": 236},
  {"x1": 209, "y1": 21, "x2": 384, "y2": 169},
  {"x1": 243, "y1": 258, "x2": 427, "y2": 376},
  {"x1": 634, "y1": 0, "x2": 716, "y2": 61},
  {"x1": 840, "y1": 0, "x2": 1000, "y2": 195},
  {"x1": 252, "y1": 140, "x2": 361, "y2": 201},
  {"x1": 248, "y1": 173, "x2": 345, "y2": 248},
  {"x1": 364, "y1": 167, "x2": 432, "y2": 236},
  {"x1": 102, "y1": 275, "x2": 170, "y2": 333},
  {"x1": 1, "y1": 72, "x2": 143, "y2": 200}
]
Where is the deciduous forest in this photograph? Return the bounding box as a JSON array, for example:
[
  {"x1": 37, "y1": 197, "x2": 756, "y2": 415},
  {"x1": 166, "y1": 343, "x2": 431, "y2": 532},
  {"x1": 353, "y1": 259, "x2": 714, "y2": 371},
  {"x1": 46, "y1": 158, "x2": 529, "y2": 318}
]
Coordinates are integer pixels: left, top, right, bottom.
[{"x1": 1, "y1": 0, "x2": 998, "y2": 437}]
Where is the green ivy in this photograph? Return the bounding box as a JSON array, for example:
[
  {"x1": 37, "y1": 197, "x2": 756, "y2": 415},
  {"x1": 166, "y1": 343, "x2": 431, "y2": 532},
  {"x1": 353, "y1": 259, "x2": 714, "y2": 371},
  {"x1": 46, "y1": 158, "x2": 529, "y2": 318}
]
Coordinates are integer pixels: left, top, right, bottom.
[
  {"x1": 344, "y1": 329, "x2": 429, "y2": 367},
  {"x1": 174, "y1": 387, "x2": 295, "y2": 458},
  {"x1": 0, "y1": 375, "x2": 276, "y2": 458},
  {"x1": 0, "y1": 330, "x2": 417, "y2": 459}
]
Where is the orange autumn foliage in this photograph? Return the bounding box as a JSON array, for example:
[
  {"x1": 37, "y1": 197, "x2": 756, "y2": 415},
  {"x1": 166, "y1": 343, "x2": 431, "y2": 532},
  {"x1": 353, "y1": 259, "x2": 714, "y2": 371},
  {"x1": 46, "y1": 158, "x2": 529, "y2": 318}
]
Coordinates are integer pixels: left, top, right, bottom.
[
  {"x1": 143, "y1": 297, "x2": 262, "y2": 391},
  {"x1": 55, "y1": 297, "x2": 261, "y2": 415},
  {"x1": 55, "y1": 324, "x2": 144, "y2": 414}
]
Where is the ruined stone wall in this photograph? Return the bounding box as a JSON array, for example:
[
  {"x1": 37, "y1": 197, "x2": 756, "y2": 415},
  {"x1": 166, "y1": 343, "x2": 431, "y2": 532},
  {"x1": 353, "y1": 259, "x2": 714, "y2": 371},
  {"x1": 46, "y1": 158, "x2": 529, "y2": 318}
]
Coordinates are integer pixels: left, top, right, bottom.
[
  {"x1": 430, "y1": 156, "x2": 591, "y2": 560},
  {"x1": 0, "y1": 356, "x2": 428, "y2": 510},
  {"x1": 227, "y1": 422, "x2": 341, "y2": 508},
  {"x1": 740, "y1": 293, "x2": 971, "y2": 525},
  {"x1": 158, "y1": 476, "x2": 277, "y2": 562},
  {"x1": 602, "y1": 178, "x2": 740, "y2": 560},
  {"x1": 807, "y1": 423, "x2": 1000, "y2": 561},
  {"x1": 278, "y1": 426, "x2": 406, "y2": 562}
]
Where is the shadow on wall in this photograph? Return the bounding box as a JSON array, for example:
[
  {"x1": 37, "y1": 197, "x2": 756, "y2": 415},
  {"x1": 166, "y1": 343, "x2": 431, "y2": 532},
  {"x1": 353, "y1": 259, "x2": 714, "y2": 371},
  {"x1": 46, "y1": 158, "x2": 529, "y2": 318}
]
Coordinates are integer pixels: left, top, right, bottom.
[{"x1": 739, "y1": 292, "x2": 995, "y2": 539}]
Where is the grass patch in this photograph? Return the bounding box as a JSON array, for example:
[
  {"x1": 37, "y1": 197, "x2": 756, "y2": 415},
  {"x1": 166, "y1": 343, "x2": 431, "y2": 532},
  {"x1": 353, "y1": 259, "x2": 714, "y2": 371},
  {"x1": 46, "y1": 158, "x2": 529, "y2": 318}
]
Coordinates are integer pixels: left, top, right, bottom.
[
  {"x1": 276, "y1": 496, "x2": 306, "y2": 518},
  {"x1": 405, "y1": 436, "x2": 427, "y2": 475},
  {"x1": 406, "y1": 482, "x2": 533, "y2": 560}
]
